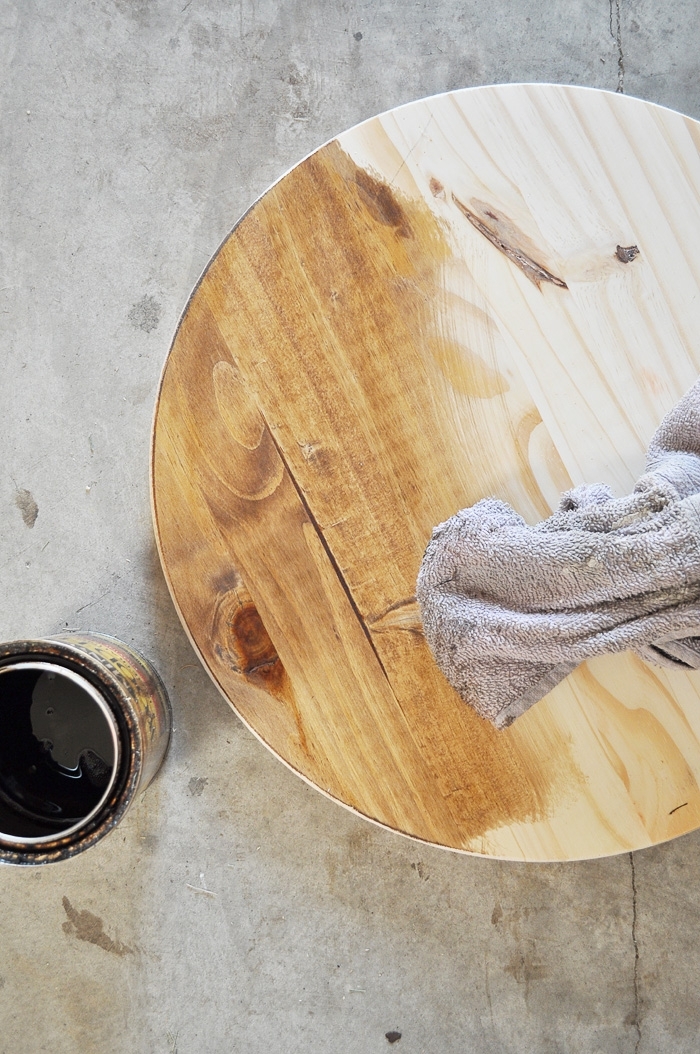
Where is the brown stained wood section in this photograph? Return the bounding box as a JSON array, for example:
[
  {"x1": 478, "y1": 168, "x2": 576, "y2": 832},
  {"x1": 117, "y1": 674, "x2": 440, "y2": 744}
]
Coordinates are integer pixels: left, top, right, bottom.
[
  {"x1": 205, "y1": 142, "x2": 553, "y2": 616},
  {"x1": 153, "y1": 328, "x2": 310, "y2": 765},
  {"x1": 155, "y1": 299, "x2": 463, "y2": 838},
  {"x1": 153, "y1": 85, "x2": 700, "y2": 859},
  {"x1": 210, "y1": 576, "x2": 288, "y2": 697},
  {"x1": 153, "y1": 143, "x2": 570, "y2": 847}
]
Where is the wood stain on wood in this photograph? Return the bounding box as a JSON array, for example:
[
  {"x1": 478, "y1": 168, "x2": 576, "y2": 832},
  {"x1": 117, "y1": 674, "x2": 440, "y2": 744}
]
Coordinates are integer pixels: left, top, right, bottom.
[{"x1": 153, "y1": 85, "x2": 700, "y2": 859}]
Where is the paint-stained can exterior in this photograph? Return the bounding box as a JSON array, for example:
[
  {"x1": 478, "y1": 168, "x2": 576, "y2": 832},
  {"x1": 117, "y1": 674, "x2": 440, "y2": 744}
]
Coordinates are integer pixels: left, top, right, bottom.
[{"x1": 0, "y1": 633, "x2": 172, "y2": 865}]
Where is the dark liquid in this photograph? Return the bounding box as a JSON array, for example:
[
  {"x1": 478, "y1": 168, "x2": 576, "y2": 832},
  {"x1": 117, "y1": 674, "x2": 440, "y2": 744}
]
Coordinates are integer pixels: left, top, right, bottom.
[{"x1": 0, "y1": 666, "x2": 116, "y2": 840}]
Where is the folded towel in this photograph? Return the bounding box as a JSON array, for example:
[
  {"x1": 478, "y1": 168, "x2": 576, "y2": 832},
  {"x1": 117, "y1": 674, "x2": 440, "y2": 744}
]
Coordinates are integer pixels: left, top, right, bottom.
[{"x1": 417, "y1": 379, "x2": 700, "y2": 728}]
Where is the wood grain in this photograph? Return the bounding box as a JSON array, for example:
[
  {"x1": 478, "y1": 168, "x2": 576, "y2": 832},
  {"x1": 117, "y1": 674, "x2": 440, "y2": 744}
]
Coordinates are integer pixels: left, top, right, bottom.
[{"x1": 152, "y1": 84, "x2": 700, "y2": 860}]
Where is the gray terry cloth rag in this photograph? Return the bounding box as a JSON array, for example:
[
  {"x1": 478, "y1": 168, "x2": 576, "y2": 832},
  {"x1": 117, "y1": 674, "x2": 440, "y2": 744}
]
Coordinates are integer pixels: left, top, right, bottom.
[{"x1": 417, "y1": 378, "x2": 700, "y2": 729}]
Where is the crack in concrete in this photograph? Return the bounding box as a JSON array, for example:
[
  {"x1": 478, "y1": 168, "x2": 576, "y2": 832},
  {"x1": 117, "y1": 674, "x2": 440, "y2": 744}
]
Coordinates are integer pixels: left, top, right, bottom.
[
  {"x1": 630, "y1": 852, "x2": 642, "y2": 1053},
  {"x1": 610, "y1": 0, "x2": 625, "y2": 92}
]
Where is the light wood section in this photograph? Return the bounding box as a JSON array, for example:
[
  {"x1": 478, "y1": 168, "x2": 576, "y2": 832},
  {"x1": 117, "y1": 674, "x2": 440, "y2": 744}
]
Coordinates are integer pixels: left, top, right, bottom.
[{"x1": 152, "y1": 84, "x2": 700, "y2": 860}]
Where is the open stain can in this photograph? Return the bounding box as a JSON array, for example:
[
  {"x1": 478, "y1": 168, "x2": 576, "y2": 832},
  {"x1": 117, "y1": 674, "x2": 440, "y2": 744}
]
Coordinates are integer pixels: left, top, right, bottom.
[{"x1": 0, "y1": 633, "x2": 171, "y2": 865}]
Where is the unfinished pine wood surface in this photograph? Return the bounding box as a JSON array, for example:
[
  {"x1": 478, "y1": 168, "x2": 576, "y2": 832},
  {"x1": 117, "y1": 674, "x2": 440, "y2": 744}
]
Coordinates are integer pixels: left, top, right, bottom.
[{"x1": 152, "y1": 84, "x2": 700, "y2": 860}]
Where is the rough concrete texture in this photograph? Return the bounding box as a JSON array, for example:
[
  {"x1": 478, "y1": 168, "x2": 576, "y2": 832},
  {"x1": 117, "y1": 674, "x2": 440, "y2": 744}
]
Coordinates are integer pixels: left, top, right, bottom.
[{"x1": 1, "y1": 1, "x2": 700, "y2": 1051}]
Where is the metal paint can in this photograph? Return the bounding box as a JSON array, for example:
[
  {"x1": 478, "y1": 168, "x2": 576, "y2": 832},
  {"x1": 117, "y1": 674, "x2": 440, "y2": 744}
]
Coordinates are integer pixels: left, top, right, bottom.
[{"x1": 0, "y1": 633, "x2": 171, "y2": 865}]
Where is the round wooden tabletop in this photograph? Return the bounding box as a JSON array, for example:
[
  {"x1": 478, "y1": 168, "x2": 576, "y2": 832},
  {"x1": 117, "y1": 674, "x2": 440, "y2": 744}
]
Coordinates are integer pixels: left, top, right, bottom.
[{"x1": 152, "y1": 84, "x2": 700, "y2": 861}]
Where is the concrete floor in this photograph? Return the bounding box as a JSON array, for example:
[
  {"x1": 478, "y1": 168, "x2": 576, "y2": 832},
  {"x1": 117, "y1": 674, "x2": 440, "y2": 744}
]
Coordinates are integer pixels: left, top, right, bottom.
[{"x1": 2, "y1": 1, "x2": 700, "y2": 1051}]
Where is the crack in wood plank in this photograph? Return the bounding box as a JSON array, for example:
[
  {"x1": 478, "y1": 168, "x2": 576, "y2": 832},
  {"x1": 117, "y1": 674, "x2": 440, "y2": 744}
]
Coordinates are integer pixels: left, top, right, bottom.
[{"x1": 452, "y1": 194, "x2": 568, "y2": 290}]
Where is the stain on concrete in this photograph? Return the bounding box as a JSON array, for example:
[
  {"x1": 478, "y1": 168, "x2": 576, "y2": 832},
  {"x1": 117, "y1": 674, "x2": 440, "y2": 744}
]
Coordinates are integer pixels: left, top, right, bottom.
[
  {"x1": 14, "y1": 488, "x2": 38, "y2": 528},
  {"x1": 188, "y1": 776, "x2": 208, "y2": 796},
  {"x1": 491, "y1": 901, "x2": 503, "y2": 926},
  {"x1": 504, "y1": 947, "x2": 548, "y2": 984},
  {"x1": 189, "y1": 21, "x2": 221, "y2": 52},
  {"x1": 62, "y1": 896, "x2": 133, "y2": 956},
  {"x1": 113, "y1": 0, "x2": 154, "y2": 28},
  {"x1": 345, "y1": 824, "x2": 372, "y2": 863},
  {"x1": 128, "y1": 295, "x2": 162, "y2": 333},
  {"x1": 385, "y1": 1032, "x2": 401, "y2": 1044},
  {"x1": 411, "y1": 861, "x2": 428, "y2": 881},
  {"x1": 0, "y1": 975, "x2": 5, "y2": 989}
]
